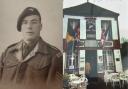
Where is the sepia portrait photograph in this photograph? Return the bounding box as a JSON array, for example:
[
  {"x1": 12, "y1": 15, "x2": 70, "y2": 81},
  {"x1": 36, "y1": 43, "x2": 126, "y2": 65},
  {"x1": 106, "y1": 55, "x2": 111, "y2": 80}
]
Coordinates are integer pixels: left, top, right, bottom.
[{"x1": 0, "y1": 0, "x2": 63, "y2": 89}]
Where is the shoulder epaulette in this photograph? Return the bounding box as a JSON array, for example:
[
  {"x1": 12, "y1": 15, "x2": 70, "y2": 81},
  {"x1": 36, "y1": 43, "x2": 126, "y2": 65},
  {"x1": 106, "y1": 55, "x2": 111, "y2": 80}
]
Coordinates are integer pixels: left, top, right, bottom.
[
  {"x1": 45, "y1": 41, "x2": 60, "y2": 51},
  {"x1": 7, "y1": 43, "x2": 17, "y2": 49},
  {"x1": 41, "y1": 39, "x2": 62, "y2": 54},
  {"x1": 45, "y1": 42, "x2": 62, "y2": 57},
  {"x1": 49, "y1": 44, "x2": 59, "y2": 51},
  {"x1": 5, "y1": 42, "x2": 18, "y2": 53}
]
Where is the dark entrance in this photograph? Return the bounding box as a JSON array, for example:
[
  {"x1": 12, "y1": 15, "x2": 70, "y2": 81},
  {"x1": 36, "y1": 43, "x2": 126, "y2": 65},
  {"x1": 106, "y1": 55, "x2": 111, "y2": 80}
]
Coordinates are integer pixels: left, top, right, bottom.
[{"x1": 85, "y1": 50, "x2": 97, "y2": 77}]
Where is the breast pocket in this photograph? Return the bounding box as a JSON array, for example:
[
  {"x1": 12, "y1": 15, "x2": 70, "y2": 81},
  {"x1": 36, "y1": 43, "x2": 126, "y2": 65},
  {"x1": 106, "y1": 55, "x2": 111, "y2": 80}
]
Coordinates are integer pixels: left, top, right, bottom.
[
  {"x1": 2, "y1": 59, "x2": 18, "y2": 81},
  {"x1": 26, "y1": 55, "x2": 52, "y2": 81}
]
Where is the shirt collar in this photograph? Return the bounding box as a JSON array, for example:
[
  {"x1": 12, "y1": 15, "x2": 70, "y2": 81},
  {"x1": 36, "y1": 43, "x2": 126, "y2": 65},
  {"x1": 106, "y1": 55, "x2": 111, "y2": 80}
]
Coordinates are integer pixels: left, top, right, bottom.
[{"x1": 10, "y1": 37, "x2": 49, "y2": 54}]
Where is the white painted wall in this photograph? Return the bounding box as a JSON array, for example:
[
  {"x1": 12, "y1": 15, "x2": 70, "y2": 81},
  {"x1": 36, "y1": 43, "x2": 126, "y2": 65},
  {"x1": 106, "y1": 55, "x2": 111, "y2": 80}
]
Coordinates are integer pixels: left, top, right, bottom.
[
  {"x1": 63, "y1": 52, "x2": 66, "y2": 74},
  {"x1": 96, "y1": 18, "x2": 101, "y2": 40},
  {"x1": 80, "y1": 18, "x2": 86, "y2": 39},
  {"x1": 112, "y1": 20, "x2": 118, "y2": 40},
  {"x1": 114, "y1": 49, "x2": 123, "y2": 72},
  {"x1": 63, "y1": 17, "x2": 68, "y2": 39}
]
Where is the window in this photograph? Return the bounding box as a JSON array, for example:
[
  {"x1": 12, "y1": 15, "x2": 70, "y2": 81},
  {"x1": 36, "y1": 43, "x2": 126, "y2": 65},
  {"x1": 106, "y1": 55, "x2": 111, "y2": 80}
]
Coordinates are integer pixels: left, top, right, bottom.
[
  {"x1": 86, "y1": 18, "x2": 96, "y2": 39},
  {"x1": 103, "y1": 50, "x2": 115, "y2": 71},
  {"x1": 65, "y1": 18, "x2": 80, "y2": 73},
  {"x1": 101, "y1": 20, "x2": 112, "y2": 41}
]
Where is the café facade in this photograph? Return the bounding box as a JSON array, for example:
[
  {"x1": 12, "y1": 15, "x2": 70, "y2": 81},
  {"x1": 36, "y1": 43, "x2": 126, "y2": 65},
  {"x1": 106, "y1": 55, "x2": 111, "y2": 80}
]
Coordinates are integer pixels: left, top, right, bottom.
[{"x1": 63, "y1": 2, "x2": 123, "y2": 78}]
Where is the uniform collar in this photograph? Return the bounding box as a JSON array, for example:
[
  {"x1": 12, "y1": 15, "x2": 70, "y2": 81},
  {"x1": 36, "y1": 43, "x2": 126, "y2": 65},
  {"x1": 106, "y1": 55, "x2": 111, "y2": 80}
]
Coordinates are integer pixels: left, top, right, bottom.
[
  {"x1": 10, "y1": 37, "x2": 49, "y2": 54},
  {"x1": 36, "y1": 37, "x2": 49, "y2": 54}
]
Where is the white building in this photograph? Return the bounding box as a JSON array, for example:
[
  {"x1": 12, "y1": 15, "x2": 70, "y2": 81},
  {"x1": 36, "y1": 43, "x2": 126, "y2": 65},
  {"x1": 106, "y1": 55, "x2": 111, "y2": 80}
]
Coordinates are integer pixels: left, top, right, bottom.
[{"x1": 63, "y1": 2, "x2": 122, "y2": 78}]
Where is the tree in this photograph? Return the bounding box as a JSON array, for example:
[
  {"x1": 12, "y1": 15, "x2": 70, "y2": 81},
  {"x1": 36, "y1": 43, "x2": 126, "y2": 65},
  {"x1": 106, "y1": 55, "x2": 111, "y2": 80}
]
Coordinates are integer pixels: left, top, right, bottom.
[
  {"x1": 121, "y1": 37, "x2": 128, "y2": 43},
  {"x1": 121, "y1": 42, "x2": 128, "y2": 58}
]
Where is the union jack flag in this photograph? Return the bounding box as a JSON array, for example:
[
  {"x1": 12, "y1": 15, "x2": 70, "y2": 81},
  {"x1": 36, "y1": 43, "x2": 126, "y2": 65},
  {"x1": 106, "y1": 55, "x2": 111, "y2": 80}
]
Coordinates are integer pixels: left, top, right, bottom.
[{"x1": 99, "y1": 28, "x2": 109, "y2": 48}]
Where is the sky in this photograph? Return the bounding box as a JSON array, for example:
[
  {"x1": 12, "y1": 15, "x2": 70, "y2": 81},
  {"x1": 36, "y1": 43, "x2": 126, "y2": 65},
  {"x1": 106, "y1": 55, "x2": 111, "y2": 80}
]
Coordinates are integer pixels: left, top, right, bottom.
[{"x1": 63, "y1": 0, "x2": 128, "y2": 43}]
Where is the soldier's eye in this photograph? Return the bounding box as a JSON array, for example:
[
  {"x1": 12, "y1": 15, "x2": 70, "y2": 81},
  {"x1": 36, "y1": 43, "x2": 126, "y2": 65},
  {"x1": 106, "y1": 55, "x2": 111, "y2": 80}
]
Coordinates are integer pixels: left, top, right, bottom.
[
  {"x1": 31, "y1": 21, "x2": 38, "y2": 24},
  {"x1": 22, "y1": 21, "x2": 27, "y2": 24}
]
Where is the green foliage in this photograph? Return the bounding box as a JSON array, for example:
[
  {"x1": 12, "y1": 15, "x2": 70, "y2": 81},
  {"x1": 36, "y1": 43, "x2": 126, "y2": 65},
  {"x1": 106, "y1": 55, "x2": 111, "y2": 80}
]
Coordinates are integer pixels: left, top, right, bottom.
[
  {"x1": 121, "y1": 42, "x2": 128, "y2": 58},
  {"x1": 121, "y1": 37, "x2": 128, "y2": 43}
]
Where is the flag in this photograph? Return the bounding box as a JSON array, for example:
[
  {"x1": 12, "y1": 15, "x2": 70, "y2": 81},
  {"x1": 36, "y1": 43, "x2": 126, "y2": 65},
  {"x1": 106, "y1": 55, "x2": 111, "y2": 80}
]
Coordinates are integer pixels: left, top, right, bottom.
[
  {"x1": 66, "y1": 19, "x2": 80, "y2": 50},
  {"x1": 66, "y1": 19, "x2": 80, "y2": 73},
  {"x1": 66, "y1": 32, "x2": 75, "y2": 43},
  {"x1": 100, "y1": 29, "x2": 106, "y2": 46},
  {"x1": 66, "y1": 19, "x2": 80, "y2": 41},
  {"x1": 100, "y1": 27, "x2": 109, "y2": 47}
]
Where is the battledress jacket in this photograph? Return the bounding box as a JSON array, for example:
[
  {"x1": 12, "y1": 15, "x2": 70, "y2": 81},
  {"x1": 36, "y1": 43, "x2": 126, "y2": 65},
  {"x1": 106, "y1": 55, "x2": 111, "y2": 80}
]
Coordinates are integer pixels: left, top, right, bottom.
[{"x1": 0, "y1": 38, "x2": 63, "y2": 89}]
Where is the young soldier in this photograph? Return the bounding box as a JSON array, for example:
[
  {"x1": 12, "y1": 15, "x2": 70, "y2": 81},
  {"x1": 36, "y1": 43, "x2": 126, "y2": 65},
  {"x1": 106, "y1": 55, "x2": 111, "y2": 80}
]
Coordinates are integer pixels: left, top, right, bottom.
[{"x1": 0, "y1": 7, "x2": 62, "y2": 89}]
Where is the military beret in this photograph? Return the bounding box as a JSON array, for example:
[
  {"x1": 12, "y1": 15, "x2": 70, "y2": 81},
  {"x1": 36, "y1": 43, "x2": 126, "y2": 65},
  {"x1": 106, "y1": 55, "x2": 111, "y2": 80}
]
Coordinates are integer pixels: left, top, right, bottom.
[{"x1": 17, "y1": 7, "x2": 41, "y2": 32}]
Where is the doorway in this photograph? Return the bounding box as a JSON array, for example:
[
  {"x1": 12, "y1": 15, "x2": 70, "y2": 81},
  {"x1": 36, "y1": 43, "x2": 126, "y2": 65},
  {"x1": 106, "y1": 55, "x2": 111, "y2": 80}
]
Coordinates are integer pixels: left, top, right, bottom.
[{"x1": 85, "y1": 50, "x2": 97, "y2": 77}]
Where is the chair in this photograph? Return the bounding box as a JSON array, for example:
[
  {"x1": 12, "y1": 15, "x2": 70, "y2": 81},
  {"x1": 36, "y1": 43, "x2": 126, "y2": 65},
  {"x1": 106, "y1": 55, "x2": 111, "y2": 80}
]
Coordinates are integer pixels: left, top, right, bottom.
[
  {"x1": 125, "y1": 74, "x2": 128, "y2": 85},
  {"x1": 84, "y1": 78, "x2": 88, "y2": 89},
  {"x1": 111, "y1": 73, "x2": 121, "y2": 88},
  {"x1": 104, "y1": 71, "x2": 112, "y2": 86},
  {"x1": 119, "y1": 72, "x2": 127, "y2": 88},
  {"x1": 69, "y1": 74, "x2": 79, "y2": 81}
]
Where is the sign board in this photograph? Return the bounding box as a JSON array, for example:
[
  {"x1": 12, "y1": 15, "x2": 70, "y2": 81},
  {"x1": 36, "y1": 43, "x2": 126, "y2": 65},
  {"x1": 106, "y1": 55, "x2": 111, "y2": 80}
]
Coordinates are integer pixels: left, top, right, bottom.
[{"x1": 69, "y1": 65, "x2": 74, "y2": 69}]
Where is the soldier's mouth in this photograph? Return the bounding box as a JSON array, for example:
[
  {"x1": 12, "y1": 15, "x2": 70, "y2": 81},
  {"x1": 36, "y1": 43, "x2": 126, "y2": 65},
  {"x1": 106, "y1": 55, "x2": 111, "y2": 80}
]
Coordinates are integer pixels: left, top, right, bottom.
[
  {"x1": 26, "y1": 32, "x2": 34, "y2": 35},
  {"x1": 26, "y1": 32, "x2": 34, "y2": 34}
]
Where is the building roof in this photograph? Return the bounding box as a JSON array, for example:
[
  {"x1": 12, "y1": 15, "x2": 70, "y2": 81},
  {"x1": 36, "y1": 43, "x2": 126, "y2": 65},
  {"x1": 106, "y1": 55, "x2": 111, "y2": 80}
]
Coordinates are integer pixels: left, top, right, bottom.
[{"x1": 63, "y1": 2, "x2": 119, "y2": 18}]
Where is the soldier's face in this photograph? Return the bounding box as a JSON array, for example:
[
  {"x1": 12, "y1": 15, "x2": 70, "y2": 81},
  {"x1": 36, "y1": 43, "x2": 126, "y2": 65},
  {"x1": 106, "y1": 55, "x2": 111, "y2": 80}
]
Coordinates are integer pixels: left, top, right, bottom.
[{"x1": 21, "y1": 15, "x2": 42, "y2": 41}]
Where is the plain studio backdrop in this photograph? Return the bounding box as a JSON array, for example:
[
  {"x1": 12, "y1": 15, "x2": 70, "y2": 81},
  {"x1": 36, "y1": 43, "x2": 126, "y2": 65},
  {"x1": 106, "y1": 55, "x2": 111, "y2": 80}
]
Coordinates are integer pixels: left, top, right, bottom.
[{"x1": 0, "y1": 0, "x2": 63, "y2": 55}]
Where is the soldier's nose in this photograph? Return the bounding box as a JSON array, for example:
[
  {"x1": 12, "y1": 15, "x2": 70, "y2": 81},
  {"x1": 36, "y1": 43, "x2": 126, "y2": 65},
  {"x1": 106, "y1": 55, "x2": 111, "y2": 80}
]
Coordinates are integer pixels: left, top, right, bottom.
[{"x1": 27, "y1": 23, "x2": 32, "y2": 29}]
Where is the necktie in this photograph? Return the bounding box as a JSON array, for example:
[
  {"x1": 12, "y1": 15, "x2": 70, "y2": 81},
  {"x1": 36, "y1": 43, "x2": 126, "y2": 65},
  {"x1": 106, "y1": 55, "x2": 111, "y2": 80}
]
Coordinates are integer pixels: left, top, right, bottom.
[{"x1": 22, "y1": 43, "x2": 29, "y2": 59}]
